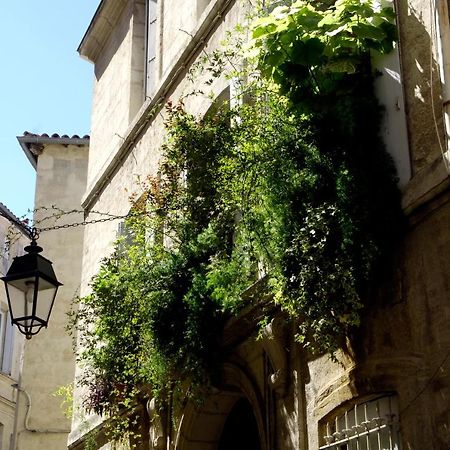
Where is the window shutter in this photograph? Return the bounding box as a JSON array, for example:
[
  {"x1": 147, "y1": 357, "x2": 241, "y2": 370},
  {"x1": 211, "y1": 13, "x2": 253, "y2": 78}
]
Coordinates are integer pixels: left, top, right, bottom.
[
  {"x1": 146, "y1": 0, "x2": 158, "y2": 95},
  {"x1": 373, "y1": 44, "x2": 411, "y2": 187},
  {"x1": 1, "y1": 315, "x2": 13, "y2": 375}
]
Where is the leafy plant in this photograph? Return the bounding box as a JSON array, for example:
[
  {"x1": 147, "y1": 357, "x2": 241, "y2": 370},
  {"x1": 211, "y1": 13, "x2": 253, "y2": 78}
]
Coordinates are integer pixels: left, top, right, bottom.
[
  {"x1": 251, "y1": 0, "x2": 397, "y2": 110},
  {"x1": 69, "y1": 0, "x2": 403, "y2": 437},
  {"x1": 53, "y1": 383, "x2": 74, "y2": 419}
]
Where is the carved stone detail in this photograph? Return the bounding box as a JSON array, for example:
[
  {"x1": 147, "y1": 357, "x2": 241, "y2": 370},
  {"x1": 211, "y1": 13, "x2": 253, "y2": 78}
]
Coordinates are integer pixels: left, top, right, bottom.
[
  {"x1": 147, "y1": 397, "x2": 166, "y2": 450},
  {"x1": 261, "y1": 316, "x2": 288, "y2": 397}
]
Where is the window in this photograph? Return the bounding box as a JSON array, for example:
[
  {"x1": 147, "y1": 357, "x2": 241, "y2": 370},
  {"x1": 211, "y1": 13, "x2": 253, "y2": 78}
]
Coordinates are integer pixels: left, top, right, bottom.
[
  {"x1": 0, "y1": 309, "x2": 14, "y2": 375},
  {"x1": 116, "y1": 220, "x2": 136, "y2": 256},
  {"x1": 319, "y1": 395, "x2": 401, "y2": 450}
]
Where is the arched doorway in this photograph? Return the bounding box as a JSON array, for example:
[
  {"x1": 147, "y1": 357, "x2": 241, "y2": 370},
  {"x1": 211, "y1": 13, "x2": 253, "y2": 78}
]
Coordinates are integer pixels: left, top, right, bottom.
[
  {"x1": 175, "y1": 363, "x2": 266, "y2": 450},
  {"x1": 217, "y1": 398, "x2": 261, "y2": 450}
]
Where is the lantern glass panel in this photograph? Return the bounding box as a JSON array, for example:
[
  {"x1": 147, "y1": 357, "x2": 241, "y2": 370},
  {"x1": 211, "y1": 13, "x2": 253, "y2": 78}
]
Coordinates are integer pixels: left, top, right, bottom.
[
  {"x1": 6, "y1": 275, "x2": 36, "y2": 293},
  {"x1": 5, "y1": 276, "x2": 37, "y2": 321},
  {"x1": 35, "y1": 279, "x2": 58, "y2": 323}
]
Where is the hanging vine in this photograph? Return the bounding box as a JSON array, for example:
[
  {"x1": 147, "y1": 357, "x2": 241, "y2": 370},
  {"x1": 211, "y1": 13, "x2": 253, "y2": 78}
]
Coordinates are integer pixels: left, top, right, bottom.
[{"x1": 69, "y1": 0, "x2": 403, "y2": 438}]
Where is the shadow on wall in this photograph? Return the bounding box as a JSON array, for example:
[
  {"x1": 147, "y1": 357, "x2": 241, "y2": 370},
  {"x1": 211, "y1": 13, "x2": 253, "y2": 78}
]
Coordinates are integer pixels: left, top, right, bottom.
[{"x1": 94, "y1": 4, "x2": 131, "y2": 80}]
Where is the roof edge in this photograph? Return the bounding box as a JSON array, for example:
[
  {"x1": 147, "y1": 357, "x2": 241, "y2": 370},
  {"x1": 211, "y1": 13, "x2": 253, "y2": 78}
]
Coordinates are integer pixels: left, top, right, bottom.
[
  {"x1": 0, "y1": 202, "x2": 31, "y2": 237},
  {"x1": 17, "y1": 134, "x2": 90, "y2": 170},
  {"x1": 17, "y1": 137, "x2": 37, "y2": 170},
  {"x1": 78, "y1": 0, "x2": 127, "y2": 63}
]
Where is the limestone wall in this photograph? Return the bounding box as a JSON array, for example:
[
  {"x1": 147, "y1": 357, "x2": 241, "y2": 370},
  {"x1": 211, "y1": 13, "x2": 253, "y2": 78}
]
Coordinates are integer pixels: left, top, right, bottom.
[
  {"x1": 160, "y1": 0, "x2": 197, "y2": 76},
  {"x1": 15, "y1": 143, "x2": 88, "y2": 450},
  {"x1": 71, "y1": 1, "x2": 248, "y2": 446},
  {"x1": 395, "y1": 0, "x2": 445, "y2": 174},
  {"x1": 301, "y1": 188, "x2": 450, "y2": 449},
  {"x1": 80, "y1": 0, "x2": 245, "y2": 295},
  {"x1": 88, "y1": 0, "x2": 146, "y2": 187}
]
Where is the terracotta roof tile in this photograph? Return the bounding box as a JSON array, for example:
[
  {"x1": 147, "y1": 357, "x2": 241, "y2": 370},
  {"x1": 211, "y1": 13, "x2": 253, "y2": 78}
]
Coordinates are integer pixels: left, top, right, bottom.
[
  {"x1": 18, "y1": 132, "x2": 90, "y2": 170},
  {"x1": 22, "y1": 131, "x2": 90, "y2": 140}
]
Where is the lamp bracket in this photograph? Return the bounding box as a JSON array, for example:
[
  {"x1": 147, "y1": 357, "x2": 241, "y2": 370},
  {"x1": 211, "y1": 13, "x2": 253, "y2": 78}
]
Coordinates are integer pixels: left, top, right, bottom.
[{"x1": 24, "y1": 228, "x2": 43, "y2": 254}]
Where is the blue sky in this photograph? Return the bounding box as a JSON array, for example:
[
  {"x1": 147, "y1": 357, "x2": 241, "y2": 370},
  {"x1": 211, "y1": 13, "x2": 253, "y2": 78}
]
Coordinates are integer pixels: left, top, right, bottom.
[{"x1": 0, "y1": 1, "x2": 99, "y2": 218}]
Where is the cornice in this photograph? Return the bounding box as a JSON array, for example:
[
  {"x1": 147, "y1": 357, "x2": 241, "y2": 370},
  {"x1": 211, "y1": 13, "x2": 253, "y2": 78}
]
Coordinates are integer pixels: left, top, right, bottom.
[{"x1": 78, "y1": 0, "x2": 127, "y2": 63}]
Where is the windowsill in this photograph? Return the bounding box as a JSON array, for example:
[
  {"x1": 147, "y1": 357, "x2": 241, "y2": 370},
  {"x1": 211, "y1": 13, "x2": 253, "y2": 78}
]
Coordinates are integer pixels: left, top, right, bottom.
[{"x1": 0, "y1": 371, "x2": 14, "y2": 379}]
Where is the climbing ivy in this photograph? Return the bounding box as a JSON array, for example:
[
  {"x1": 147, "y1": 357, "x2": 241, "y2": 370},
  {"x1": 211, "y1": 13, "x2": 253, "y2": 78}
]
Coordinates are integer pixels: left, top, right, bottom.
[{"x1": 70, "y1": 0, "x2": 403, "y2": 436}]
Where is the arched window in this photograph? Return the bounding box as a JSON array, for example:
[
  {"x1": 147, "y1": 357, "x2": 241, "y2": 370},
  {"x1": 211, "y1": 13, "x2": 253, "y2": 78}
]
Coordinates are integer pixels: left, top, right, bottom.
[{"x1": 319, "y1": 394, "x2": 402, "y2": 450}]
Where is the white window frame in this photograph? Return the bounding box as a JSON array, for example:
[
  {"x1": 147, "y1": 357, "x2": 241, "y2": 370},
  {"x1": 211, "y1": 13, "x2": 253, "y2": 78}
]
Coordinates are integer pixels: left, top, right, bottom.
[
  {"x1": 372, "y1": 42, "x2": 411, "y2": 188},
  {"x1": 0, "y1": 308, "x2": 14, "y2": 375}
]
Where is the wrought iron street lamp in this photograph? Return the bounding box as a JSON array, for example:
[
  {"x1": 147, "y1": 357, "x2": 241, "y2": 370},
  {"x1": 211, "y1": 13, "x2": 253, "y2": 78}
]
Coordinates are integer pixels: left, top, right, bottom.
[{"x1": 1, "y1": 229, "x2": 62, "y2": 339}]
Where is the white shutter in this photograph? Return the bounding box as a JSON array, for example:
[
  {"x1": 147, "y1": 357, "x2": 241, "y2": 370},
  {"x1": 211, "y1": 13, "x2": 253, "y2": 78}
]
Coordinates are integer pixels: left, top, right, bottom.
[{"x1": 2, "y1": 317, "x2": 14, "y2": 374}]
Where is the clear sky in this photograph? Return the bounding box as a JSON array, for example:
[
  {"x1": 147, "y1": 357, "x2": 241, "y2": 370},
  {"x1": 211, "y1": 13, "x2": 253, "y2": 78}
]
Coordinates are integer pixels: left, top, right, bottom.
[{"x1": 0, "y1": 1, "x2": 100, "y2": 218}]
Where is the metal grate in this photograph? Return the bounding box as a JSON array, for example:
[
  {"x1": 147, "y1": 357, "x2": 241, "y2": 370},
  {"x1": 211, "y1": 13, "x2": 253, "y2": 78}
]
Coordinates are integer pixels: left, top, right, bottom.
[{"x1": 319, "y1": 395, "x2": 401, "y2": 450}]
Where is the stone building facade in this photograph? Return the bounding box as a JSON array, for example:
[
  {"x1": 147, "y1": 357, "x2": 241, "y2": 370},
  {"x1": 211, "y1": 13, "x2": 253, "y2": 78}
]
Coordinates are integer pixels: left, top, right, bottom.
[
  {"x1": 0, "y1": 204, "x2": 27, "y2": 450},
  {"x1": 10, "y1": 134, "x2": 89, "y2": 450},
  {"x1": 67, "y1": 0, "x2": 450, "y2": 449}
]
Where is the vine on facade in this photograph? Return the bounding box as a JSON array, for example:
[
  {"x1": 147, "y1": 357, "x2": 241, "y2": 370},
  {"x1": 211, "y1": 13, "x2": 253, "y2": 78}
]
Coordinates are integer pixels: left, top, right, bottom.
[{"x1": 69, "y1": 0, "x2": 403, "y2": 441}]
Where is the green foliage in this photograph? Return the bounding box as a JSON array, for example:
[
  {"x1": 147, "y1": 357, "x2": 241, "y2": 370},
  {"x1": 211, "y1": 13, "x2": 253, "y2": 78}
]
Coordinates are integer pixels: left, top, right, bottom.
[
  {"x1": 70, "y1": 0, "x2": 403, "y2": 433},
  {"x1": 250, "y1": 0, "x2": 397, "y2": 111},
  {"x1": 53, "y1": 383, "x2": 74, "y2": 419}
]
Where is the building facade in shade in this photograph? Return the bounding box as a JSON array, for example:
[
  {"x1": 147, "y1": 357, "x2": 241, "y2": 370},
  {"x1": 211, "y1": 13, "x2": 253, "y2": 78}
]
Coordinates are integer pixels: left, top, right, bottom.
[
  {"x1": 68, "y1": 0, "x2": 450, "y2": 449},
  {"x1": 0, "y1": 204, "x2": 27, "y2": 450}
]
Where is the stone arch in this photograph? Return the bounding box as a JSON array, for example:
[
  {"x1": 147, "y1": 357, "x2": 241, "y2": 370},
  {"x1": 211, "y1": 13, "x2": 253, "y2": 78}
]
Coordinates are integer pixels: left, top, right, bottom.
[
  {"x1": 175, "y1": 362, "x2": 267, "y2": 450},
  {"x1": 204, "y1": 85, "x2": 231, "y2": 118}
]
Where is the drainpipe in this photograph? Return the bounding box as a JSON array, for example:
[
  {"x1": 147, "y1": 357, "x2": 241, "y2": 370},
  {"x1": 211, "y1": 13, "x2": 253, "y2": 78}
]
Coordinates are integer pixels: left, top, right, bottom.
[
  {"x1": 13, "y1": 383, "x2": 71, "y2": 434},
  {"x1": 9, "y1": 375, "x2": 22, "y2": 450}
]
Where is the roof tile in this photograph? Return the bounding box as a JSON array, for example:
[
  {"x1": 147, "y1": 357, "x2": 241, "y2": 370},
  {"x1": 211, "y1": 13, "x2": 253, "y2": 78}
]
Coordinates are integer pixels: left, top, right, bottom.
[{"x1": 22, "y1": 131, "x2": 90, "y2": 140}]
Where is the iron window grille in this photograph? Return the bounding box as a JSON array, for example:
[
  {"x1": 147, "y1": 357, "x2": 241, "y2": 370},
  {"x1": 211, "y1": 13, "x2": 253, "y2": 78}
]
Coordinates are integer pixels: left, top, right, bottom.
[{"x1": 319, "y1": 394, "x2": 402, "y2": 450}]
